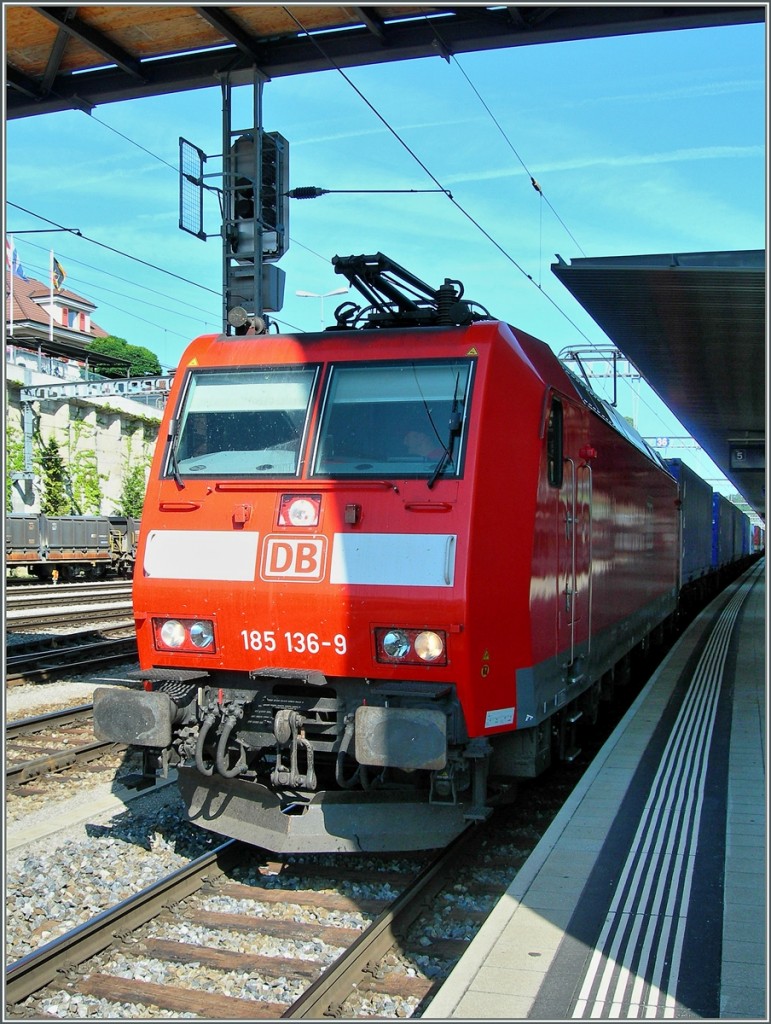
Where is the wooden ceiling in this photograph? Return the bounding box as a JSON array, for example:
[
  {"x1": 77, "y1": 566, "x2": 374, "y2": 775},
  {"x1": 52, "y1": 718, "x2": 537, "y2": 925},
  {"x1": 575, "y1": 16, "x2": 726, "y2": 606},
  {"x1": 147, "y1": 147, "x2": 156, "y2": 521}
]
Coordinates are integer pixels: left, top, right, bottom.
[{"x1": 6, "y1": 5, "x2": 764, "y2": 118}]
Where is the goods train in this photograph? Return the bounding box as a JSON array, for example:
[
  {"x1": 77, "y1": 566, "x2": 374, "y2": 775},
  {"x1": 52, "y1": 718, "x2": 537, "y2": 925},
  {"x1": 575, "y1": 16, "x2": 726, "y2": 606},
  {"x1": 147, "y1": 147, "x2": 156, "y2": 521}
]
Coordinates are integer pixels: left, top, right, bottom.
[
  {"x1": 93, "y1": 253, "x2": 761, "y2": 853},
  {"x1": 5, "y1": 513, "x2": 139, "y2": 580}
]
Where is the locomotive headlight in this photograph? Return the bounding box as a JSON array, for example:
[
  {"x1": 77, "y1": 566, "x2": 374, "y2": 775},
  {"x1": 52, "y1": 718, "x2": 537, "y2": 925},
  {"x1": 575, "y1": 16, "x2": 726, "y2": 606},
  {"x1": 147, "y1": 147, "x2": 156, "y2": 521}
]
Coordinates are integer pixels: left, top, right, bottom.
[
  {"x1": 153, "y1": 617, "x2": 217, "y2": 654},
  {"x1": 286, "y1": 498, "x2": 318, "y2": 526},
  {"x1": 279, "y1": 493, "x2": 321, "y2": 527},
  {"x1": 414, "y1": 630, "x2": 445, "y2": 662},
  {"x1": 190, "y1": 620, "x2": 214, "y2": 648},
  {"x1": 382, "y1": 629, "x2": 411, "y2": 659},
  {"x1": 375, "y1": 627, "x2": 448, "y2": 666},
  {"x1": 160, "y1": 620, "x2": 186, "y2": 648}
]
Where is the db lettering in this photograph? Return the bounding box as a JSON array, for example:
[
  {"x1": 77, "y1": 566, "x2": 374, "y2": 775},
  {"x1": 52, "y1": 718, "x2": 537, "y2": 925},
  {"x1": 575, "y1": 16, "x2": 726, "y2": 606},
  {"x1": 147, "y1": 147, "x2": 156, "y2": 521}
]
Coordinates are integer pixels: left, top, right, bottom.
[{"x1": 262, "y1": 536, "x2": 327, "y2": 582}]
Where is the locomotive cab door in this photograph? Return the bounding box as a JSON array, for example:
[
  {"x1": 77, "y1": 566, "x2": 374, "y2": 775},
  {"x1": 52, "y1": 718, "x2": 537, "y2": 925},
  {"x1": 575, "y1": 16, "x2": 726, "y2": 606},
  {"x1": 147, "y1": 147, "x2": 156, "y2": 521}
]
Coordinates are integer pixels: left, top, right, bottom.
[{"x1": 550, "y1": 397, "x2": 592, "y2": 682}]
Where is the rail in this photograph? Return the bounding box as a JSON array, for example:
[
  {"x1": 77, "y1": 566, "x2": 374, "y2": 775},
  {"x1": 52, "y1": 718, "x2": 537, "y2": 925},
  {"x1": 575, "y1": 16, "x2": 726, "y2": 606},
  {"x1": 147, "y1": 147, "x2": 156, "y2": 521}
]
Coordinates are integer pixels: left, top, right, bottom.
[
  {"x1": 7, "y1": 582, "x2": 133, "y2": 629},
  {"x1": 6, "y1": 704, "x2": 127, "y2": 786}
]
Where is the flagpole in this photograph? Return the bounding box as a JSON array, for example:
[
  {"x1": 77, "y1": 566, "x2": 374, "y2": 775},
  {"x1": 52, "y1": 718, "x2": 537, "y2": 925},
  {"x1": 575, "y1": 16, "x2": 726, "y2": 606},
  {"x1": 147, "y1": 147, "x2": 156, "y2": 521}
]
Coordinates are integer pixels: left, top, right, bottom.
[
  {"x1": 49, "y1": 249, "x2": 54, "y2": 345},
  {"x1": 8, "y1": 234, "x2": 14, "y2": 338}
]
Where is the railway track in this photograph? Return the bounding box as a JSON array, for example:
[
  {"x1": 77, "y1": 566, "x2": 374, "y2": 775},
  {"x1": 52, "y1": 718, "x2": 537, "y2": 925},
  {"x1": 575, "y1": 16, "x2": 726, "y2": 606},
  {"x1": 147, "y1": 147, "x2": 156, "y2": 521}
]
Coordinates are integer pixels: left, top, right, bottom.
[
  {"x1": 5, "y1": 704, "x2": 130, "y2": 788},
  {"x1": 6, "y1": 629, "x2": 137, "y2": 685},
  {"x1": 4, "y1": 605, "x2": 676, "y2": 1019},
  {"x1": 6, "y1": 830, "x2": 487, "y2": 1019},
  {"x1": 6, "y1": 581, "x2": 133, "y2": 629}
]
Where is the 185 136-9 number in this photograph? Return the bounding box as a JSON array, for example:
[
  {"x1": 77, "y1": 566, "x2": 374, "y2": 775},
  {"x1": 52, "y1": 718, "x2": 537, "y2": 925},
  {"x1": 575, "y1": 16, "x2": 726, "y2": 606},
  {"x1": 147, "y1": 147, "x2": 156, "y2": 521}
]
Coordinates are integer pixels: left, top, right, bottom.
[{"x1": 240, "y1": 629, "x2": 347, "y2": 655}]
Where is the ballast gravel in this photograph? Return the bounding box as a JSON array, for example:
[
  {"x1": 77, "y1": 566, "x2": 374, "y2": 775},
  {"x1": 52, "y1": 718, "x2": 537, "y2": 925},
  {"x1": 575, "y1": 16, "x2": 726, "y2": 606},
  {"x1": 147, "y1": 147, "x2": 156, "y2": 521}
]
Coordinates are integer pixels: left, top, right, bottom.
[
  {"x1": 7, "y1": 792, "x2": 431, "y2": 1019},
  {"x1": 6, "y1": 796, "x2": 217, "y2": 966},
  {"x1": 5, "y1": 675, "x2": 491, "y2": 1019}
]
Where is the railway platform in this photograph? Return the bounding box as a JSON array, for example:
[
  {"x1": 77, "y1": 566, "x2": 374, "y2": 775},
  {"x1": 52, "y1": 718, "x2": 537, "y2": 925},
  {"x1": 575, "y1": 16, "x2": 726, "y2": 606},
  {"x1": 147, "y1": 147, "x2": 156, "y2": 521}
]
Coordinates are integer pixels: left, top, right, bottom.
[{"x1": 426, "y1": 560, "x2": 766, "y2": 1020}]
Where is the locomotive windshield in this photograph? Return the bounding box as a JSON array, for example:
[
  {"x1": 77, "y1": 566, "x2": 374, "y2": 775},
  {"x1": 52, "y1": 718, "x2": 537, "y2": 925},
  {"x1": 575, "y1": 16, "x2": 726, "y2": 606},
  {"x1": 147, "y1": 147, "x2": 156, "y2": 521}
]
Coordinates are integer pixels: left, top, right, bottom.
[
  {"x1": 167, "y1": 366, "x2": 317, "y2": 478},
  {"x1": 164, "y1": 359, "x2": 472, "y2": 482},
  {"x1": 312, "y1": 359, "x2": 473, "y2": 480}
]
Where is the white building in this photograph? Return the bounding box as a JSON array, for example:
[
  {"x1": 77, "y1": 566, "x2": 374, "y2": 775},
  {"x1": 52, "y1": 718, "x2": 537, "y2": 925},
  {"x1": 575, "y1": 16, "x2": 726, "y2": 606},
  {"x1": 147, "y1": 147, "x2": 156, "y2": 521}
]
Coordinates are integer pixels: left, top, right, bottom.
[{"x1": 5, "y1": 271, "x2": 164, "y2": 514}]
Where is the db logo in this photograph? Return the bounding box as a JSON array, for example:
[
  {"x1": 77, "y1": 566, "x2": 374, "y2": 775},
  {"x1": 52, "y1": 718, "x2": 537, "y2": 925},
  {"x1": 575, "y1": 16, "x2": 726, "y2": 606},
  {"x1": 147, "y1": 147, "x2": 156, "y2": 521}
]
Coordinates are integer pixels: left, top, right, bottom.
[{"x1": 261, "y1": 535, "x2": 327, "y2": 582}]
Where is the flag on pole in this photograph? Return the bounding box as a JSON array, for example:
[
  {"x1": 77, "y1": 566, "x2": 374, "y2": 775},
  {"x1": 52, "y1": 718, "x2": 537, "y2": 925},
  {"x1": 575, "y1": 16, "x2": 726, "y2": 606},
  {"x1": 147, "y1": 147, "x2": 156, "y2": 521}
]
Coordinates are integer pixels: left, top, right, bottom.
[
  {"x1": 13, "y1": 253, "x2": 29, "y2": 281},
  {"x1": 7, "y1": 236, "x2": 14, "y2": 339},
  {"x1": 13, "y1": 251, "x2": 29, "y2": 281},
  {"x1": 49, "y1": 250, "x2": 55, "y2": 344},
  {"x1": 52, "y1": 256, "x2": 66, "y2": 292},
  {"x1": 7, "y1": 236, "x2": 29, "y2": 280}
]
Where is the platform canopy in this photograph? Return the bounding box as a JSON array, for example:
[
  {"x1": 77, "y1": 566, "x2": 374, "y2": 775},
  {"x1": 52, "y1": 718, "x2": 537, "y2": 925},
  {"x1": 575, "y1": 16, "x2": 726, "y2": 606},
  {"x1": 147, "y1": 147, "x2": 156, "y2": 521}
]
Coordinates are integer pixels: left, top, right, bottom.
[
  {"x1": 552, "y1": 251, "x2": 766, "y2": 519},
  {"x1": 5, "y1": 5, "x2": 764, "y2": 119}
]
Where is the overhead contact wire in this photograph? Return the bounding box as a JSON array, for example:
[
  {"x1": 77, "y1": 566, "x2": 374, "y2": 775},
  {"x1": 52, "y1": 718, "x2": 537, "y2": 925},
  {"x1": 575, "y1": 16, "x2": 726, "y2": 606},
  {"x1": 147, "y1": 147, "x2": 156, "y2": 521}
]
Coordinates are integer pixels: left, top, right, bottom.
[
  {"x1": 8, "y1": 202, "x2": 221, "y2": 296},
  {"x1": 283, "y1": 10, "x2": 688, "y2": 434},
  {"x1": 282, "y1": 7, "x2": 593, "y2": 343},
  {"x1": 429, "y1": 21, "x2": 587, "y2": 257}
]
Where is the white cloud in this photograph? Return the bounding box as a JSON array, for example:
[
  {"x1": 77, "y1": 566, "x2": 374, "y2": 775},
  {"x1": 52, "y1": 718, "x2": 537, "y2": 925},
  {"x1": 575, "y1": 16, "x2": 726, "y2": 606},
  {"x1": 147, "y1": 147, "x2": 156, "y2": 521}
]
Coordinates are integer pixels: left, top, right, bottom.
[
  {"x1": 570, "y1": 78, "x2": 764, "y2": 108},
  {"x1": 442, "y1": 145, "x2": 764, "y2": 185}
]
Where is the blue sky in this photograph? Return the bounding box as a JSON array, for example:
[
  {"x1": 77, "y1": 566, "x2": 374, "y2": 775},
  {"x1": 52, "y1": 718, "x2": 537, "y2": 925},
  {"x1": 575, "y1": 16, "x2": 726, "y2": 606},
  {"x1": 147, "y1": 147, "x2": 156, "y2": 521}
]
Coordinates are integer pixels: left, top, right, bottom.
[{"x1": 4, "y1": 18, "x2": 766, "y2": 507}]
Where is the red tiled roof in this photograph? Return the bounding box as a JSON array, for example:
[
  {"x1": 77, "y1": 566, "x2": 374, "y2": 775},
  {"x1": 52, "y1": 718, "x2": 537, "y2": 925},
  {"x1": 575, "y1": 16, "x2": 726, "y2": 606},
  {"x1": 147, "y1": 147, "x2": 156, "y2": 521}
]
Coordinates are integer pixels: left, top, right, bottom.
[{"x1": 6, "y1": 272, "x2": 109, "y2": 339}]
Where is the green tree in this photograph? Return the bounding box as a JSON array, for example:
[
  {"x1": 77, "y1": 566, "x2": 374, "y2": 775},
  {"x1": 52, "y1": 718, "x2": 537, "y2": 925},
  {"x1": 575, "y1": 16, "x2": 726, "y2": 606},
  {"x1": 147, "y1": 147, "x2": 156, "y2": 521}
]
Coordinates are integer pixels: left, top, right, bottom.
[
  {"x1": 88, "y1": 336, "x2": 162, "y2": 378},
  {"x1": 66, "y1": 420, "x2": 105, "y2": 514},
  {"x1": 69, "y1": 448, "x2": 104, "y2": 514},
  {"x1": 40, "y1": 437, "x2": 73, "y2": 515},
  {"x1": 115, "y1": 461, "x2": 149, "y2": 518},
  {"x1": 5, "y1": 425, "x2": 26, "y2": 512}
]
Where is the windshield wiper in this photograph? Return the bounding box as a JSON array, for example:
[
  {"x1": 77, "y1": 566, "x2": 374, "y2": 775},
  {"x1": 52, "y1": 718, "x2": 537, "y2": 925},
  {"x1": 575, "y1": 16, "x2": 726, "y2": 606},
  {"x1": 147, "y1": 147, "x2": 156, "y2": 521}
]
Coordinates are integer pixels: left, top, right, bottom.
[
  {"x1": 167, "y1": 417, "x2": 185, "y2": 489},
  {"x1": 427, "y1": 372, "x2": 463, "y2": 490},
  {"x1": 427, "y1": 409, "x2": 462, "y2": 490}
]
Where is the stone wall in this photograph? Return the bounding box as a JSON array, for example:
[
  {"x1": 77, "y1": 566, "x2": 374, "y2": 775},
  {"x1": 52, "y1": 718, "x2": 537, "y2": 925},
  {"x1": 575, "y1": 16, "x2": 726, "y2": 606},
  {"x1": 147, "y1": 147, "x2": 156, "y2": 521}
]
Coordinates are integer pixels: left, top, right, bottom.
[{"x1": 5, "y1": 360, "x2": 163, "y2": 514}]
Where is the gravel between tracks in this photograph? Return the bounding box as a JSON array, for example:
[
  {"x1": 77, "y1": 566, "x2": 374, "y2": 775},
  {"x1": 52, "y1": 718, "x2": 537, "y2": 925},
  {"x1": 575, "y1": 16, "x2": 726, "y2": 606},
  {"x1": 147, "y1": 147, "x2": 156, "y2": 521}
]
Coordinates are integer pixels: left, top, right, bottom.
[
  {"x1": 5, "y1": 671, "x2": 471, "y2": 1019},
  {"x1": 6, "y1": 666, "x2": 146, "y2": 830},
  {"x1": 5, "y1": 671, "x2": 433, "y2": 1021},
  {"x1": 5, "y1": 669, "x2": 219, "y2": 967}
]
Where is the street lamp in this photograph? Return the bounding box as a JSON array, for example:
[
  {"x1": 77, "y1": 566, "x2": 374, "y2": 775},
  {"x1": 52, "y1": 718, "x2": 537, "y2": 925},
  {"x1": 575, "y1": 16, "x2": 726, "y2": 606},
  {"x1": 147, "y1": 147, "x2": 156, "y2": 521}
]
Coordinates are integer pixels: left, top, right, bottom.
[{"x1": 295, "y1": 286, "x2": 349, "y2": 328}]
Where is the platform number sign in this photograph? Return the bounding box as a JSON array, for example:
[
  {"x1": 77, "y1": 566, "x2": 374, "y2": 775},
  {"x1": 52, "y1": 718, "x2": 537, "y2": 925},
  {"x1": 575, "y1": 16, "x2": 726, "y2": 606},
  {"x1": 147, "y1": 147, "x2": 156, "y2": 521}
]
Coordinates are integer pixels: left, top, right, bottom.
[{"x1": 729, "y1": 444, "x2": 764, "y2": 471}]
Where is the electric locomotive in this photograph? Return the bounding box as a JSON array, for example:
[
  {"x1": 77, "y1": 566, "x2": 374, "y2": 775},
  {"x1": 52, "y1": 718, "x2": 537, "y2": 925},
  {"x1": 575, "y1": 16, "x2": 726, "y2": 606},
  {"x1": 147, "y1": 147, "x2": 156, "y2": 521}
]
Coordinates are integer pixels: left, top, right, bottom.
[{"x1": 94, "y1": 253, "x2": 680, "y2": 852}]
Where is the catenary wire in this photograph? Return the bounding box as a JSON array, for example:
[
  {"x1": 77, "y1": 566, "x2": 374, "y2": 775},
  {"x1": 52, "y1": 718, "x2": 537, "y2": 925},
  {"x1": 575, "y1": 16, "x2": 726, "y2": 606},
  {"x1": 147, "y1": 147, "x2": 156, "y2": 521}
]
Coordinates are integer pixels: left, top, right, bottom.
[
  {"x1": 14, "y1": 238, "x2": 220, "y2": 326},
  {"x1": 8, "y1": 202, "x2": 220, "y2": 296},
  {"x1": 9, "y1": 225, "x2": 306, "y2": 343},
  {"x1": 424, "y1": 14, "x2": 587, "y2": 257},
  {"x1": 6, "y1": 61, "x2": 698, "y2": 439},
  {"x1": 280, "y1": 8, "x2": 703, "y2": 438},
  {"x1": 68, "y1": 62, "x2": 589, "y2": 346},
  {"x1": 82, "y1": 111, "x2": 331, "y2": 266},
  {"x1": 7, "y1": 138, "x2": 671, "y2": 428},
  {"x1": 282, "y1": 7, "x2": 596, "y2": 345}
]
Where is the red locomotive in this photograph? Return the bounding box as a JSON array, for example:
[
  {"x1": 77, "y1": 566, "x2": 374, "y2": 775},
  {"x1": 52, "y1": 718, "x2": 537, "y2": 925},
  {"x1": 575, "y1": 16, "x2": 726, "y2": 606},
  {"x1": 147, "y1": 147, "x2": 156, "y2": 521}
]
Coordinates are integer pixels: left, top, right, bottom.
[{"x1": 94, "y1": 254, "x2": 682, "y2": 852}]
